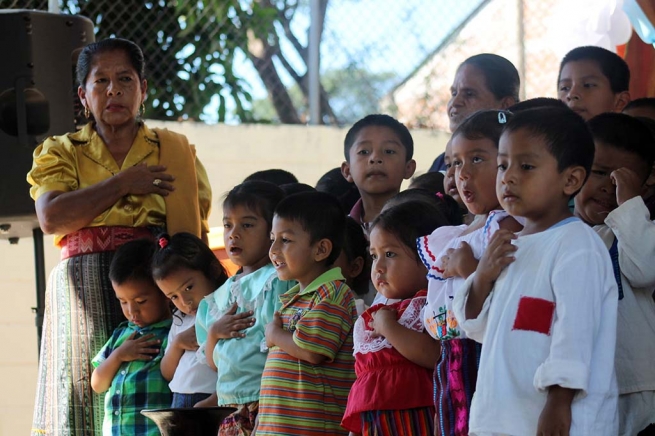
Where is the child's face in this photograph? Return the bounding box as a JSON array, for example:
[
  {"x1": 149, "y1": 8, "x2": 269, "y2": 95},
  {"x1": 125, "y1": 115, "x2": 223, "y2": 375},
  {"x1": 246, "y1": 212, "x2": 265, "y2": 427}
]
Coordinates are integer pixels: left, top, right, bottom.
[
  {"x1": 452, "y1": 135, "x2": 500, "y2": 215},
  {"x1": 497, "y1": 129, "x2": 579, "y2": 229},
  {"x1": 447, "y1": 64, "x2": 507, "y2": 132},
  {"x1": 369, "y1": 226, "x2": 427, "y2": 300},
  {"x1": 574, "y1": 142, "x2": 649, "y2": 225},
  {"x1": 113, "y1": 279, "x2": 170, "y2": 328},
  {"x1": 269, "y1": 216, "x2": 330, "y2": 290},
  {"x1": 223, "y1": 205, "x2": 272, "y2": 274},
  {"x1": 443, "y1": 139, "x2": 463, "y2": 205},
  {"x1": 342, "y1": 126, "x2": 416, "y2": 198},
  {"x1": 558, "y1": 60, "x2": 625, "y2": 120},
  {"x1": 156, "y1": 267, "x2": 216, "y2": 316}
]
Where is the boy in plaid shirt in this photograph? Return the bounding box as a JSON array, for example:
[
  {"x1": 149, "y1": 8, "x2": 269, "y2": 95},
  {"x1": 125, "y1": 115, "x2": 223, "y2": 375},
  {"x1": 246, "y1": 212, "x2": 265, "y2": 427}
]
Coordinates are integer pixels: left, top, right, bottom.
[{"x1": 91, "y1": 239, "x2": 173, "y2": 436}]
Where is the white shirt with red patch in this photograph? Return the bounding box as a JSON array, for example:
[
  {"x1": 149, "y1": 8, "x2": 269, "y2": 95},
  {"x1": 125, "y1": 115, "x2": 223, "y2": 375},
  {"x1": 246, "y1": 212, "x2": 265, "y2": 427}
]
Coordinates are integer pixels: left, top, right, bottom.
[{"x1": 453, "y1": 218, "x2": 618, "y2": 436}]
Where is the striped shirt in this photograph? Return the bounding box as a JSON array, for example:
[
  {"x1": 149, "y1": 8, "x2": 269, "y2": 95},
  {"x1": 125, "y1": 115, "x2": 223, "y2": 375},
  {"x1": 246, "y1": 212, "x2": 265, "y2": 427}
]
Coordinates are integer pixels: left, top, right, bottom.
[
  {"x1": 257, "y1": 268, "x2": 357, "y2": 435},
  {"x1": 92, "y1": 320, "x2": 173, "y2": 436}
]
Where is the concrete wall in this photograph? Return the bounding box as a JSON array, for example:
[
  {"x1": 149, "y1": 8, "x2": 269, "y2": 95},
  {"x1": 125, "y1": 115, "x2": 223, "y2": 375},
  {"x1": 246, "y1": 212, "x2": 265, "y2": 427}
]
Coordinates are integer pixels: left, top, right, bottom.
[{"x1": 0, "y1": 122, "x2": 447, "y2": 433}]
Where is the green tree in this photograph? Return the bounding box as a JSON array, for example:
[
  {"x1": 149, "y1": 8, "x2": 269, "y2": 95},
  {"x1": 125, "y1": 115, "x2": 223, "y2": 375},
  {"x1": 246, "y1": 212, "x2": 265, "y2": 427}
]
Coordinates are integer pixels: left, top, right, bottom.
[{"x1": 55, "y1": 0, "x2": 339, "y2": 124}]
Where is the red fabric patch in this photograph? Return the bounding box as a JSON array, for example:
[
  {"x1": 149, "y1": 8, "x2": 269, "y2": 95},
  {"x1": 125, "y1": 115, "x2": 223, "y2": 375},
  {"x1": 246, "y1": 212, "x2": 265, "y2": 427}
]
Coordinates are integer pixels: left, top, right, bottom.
[{"x1": 512, "y1": 296, "x2": 555, "y2": 335}]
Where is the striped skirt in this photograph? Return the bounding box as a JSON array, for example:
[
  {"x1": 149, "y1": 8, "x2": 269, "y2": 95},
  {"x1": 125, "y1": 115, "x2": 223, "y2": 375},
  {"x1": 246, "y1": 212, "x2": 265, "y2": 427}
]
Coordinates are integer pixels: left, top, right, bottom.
[
  {"x1": 31, "y1": 251, "x2": 125, "y2": 436},
  {"x1": 434, "y1": 338, "x2": 482, "y2": 436},
  {"x1": 361, "y1": 407, "x2": 435, "y2": 436}
]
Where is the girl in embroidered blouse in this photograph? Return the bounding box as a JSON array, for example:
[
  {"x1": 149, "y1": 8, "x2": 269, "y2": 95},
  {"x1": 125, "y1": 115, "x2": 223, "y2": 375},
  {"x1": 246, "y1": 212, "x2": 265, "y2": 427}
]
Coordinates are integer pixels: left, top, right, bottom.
[
  {"x1": 341, "y1": 200, "x2": 454, "y2": 436},
  {"x1": 416, "y1": 110, "x2": 523, "y2": 436},
  {"x1": 194, "y1": 181, "x2": 294, "y2": 435},
  {"x1": 152, "y1": 232, "x2": 229, "y2": 408}
]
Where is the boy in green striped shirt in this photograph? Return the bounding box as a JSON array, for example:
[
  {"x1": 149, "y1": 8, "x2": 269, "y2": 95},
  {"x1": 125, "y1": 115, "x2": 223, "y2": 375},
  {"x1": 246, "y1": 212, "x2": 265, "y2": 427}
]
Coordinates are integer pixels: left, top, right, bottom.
[{"x1": 91, "y1": 239, "x2": 172, "y2": 436}]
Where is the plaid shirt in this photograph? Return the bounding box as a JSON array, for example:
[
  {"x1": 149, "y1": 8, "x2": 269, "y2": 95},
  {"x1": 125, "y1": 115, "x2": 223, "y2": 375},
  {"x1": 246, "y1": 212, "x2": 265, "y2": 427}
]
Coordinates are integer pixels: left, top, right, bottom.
[{"x1": 92, "y1": 319, "x2": 173, "y2": 436}]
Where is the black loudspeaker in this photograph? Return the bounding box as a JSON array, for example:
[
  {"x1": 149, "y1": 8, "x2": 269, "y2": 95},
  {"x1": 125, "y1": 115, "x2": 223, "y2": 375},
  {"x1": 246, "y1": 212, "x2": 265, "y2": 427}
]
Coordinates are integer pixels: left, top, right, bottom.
[{"x1": 0, "y1": 10, "x2": 94, "y2": 241}]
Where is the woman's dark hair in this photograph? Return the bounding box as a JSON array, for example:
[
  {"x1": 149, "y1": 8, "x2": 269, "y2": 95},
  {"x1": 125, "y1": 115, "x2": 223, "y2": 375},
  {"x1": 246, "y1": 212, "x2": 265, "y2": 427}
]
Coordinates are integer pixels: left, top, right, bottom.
[
  {"x1": 109, "y1": 238, "x2": 157, "y2": 286},
  {"x1": 76, "y1": 38, "x2": 146, "y2": 87},
  {"x1": 452, "y1": 109, "x2": 513, "y2": 146},
  {"x1": 461, "y1": 53, "x2": 520, "y2": 102},
  {"x1": 152, "y1": 232, "x2": 228, "y2": 291},
  {"x1": 371, "y1": 200, "x2": 451, "y2": 261},
  {"x1": 342, "y1": 216, "x2": 369, "y2": 295},
  {"x1": 223, "y1": 181, "x2": 286, "y2": 230},
  {"x1": 315, "y1": 167, "x2": 361, "y2": 212},
  {"x1": 274, "y1": 192, "x2": 346, "y2": 266}
]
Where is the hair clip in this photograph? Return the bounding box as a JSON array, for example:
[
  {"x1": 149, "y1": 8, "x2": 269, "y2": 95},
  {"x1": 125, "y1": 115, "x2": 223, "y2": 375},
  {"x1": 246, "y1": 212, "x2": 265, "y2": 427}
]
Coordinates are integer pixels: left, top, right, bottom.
[
  {"x1": 498, "y1": 111, "x2": 507, "y2": 124},
  {"x1": 158, "y1": 237, "x2": 169, "y2": 249},
  {"x1": 436, "y1": 192, "x2": 445, "y2": 201}
]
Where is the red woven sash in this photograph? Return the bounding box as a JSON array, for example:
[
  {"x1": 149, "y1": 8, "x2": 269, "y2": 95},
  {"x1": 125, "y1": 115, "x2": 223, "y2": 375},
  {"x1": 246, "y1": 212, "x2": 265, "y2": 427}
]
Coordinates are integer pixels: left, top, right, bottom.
[{"x1": 60, "y1": 226, "x2": 154, "y2": 260}]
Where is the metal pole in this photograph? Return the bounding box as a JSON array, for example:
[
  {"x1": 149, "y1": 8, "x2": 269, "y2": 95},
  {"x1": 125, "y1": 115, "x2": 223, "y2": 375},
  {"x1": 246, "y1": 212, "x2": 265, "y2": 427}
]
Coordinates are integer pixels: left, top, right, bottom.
[
  {"x1": 308, "y1": 0, "x2": 321, "y2": 125},
  {"x1": 48, "y1": 0, "x2": 60, "y2": 13},
  {"x1": 517, "y1": 0, "x2": 526, "y2": 101},
  {"x1": 32, "y1": 227, "x2": 46, "y2": 358}
]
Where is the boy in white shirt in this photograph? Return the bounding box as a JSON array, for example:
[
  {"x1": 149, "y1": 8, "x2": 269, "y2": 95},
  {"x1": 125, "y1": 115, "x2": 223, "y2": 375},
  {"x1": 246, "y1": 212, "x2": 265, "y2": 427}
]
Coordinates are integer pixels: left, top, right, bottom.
[
  {"x1": 575, "y1": 112, "x2": 655, "y2": 435},
  {"x1": 452, "y1": 107, "x2": 619, "y2": 436}
]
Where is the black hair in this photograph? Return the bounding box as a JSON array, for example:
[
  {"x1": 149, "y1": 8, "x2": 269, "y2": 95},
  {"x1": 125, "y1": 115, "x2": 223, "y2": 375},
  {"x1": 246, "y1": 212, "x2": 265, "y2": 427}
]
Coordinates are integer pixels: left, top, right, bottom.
[
  {"x1": 371, "y1": 200, "x2": 451, "y2": 261},
  {"x1": 383, "y1": 188, "x2": 463, "y2": 226},
  {"x1": 280, "y1": 182, "x2": 316, "y2": 196},
  {"x1": 503, "y1": 107, "x2": 595, "y2": 190},
  {"x1": 452, "y1": 109, "x2": 513, "y2": 146},
  {"x1": 152, "y1": 232, "x2": 229, "y2": 290},
  {"x1": 587, "y1": 113, "x2": 655, "y2": 178},
  {"x1": 343, "y1": 114, "x2": 413, "y2": 161},
  {"x1": 508, "y1": 97, "x2": 568, "y2": 113},
  {"x1": 460, "y1": 53, "x2": 521, "y2": 102},
  {"x1": 315, "y1": 167, "x2": 361, "y2": 212},
  {"x1": 273, "y1": 191, "x2": 346, "y2": 265},
  {"x1": 342, "y1": 216, "x2": 370, "y2": 296},
  {"x1": 109, "y1": 238, "x2": 157, "y2": 286},
  {"x1": 409, "y1": 172, "x2": 445, "y2": 195},
  {"x1": 624, "y1": 97, "x2": 655, "y2": 113},
  {"x1": 77, "y1": 38, "x2": 146, "y2": 87},
  {"x1": 558, "y1": 46, "x2": 630, "y2": 93},
  {"x1": 243, "y1": 169, "x2": 298, "y2": 186},
  {"x1": 223, "y1": 181, "x2": 286, "y2": 231}
]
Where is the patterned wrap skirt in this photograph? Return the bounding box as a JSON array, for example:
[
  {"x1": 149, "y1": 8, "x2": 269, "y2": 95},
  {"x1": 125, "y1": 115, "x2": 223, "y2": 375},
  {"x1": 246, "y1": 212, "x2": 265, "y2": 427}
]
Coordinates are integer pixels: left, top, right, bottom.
[
  {"x1": 434, "y1": 338, "x2": 482, "y2": 436},
  {"x1": 31, "y1": 226, "x2": 155, "y2": 435},
  {"x1": 219, "y1": 401, "x2": 259, "y2": 436},
  {"x1": 361, "y1": 407, "x2": 435, "y2": 436}
]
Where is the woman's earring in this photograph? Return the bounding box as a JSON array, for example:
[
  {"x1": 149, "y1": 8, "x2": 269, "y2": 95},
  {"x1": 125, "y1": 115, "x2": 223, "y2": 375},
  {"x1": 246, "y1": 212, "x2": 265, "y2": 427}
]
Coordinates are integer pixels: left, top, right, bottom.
[
  {"x1": 141, "y1": 103, "x2": 146, "y2": 118},
  {"x1": 84, "y1": 105, "x2": 90, "y2": 119}
]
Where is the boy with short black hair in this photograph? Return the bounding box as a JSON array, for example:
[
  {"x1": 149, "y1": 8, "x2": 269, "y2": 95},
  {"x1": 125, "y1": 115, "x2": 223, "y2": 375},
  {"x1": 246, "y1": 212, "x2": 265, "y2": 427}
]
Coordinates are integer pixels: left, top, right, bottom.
[
  {"x1": 557, "y1": 45, "x2": 631, "y2": 120},
  {"x1": 623, "y1": 97, "x2": 655, "y2": 120},
  {"x1": 575, "y1": 112, "x2": 655, "y2": 435},
  {"x1": 341, "y1": 114, "x2": 416, "y2": 229},
  {"x1": 91, "y1": 238, "x2": 172, "y2": 436},
  {"x1": 453, "y1": 107, "x2": 619, "y2": 435},
  {"x1": 257, "y1": 192, "x2": 357, "y2": 435}
]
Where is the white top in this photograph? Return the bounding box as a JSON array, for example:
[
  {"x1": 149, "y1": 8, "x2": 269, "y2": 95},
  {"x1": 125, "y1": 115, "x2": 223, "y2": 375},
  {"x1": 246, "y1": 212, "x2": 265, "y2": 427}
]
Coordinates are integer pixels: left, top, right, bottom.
[
  {"x1": 417, "y1": 211, "x2": 509, "y2": 340},
  {"x1": 165, "y1": 313, "x2": 217, "y2": 394},
  {"x1": 453, "y1": 219, "x2": 618, "y2": 436},
  {"x1": 596, "y1": 196, "x2": 655, "y2": 395}
]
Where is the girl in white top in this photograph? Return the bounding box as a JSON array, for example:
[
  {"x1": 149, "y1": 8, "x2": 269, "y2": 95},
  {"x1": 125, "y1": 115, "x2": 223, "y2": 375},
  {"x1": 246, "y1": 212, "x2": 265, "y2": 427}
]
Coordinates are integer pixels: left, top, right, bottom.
[
  {"x1": 152, "y1": 232, "x2": 230, "y2": 408},
  {"x1": 453, "y1": 107, "x2": 618, "y2": 435},
  {"x1": 417, "y1": 110, "x2": 521, "y2": 436}
]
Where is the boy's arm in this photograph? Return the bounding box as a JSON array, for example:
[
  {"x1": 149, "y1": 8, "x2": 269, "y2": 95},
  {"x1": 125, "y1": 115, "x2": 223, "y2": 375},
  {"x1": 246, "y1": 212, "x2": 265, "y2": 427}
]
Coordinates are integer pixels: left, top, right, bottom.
[
  {"x1": 605, "y1": 196, "x2": 655, "y2": 289},
  {"x1": 536, "y1": 385, "x2": 576, "y2": 436},
  {"x1": 265, "y1": 312, "x2": 326, "y2": 364},
  {"x1": 533, "y1": 246, "x2": 617, "y2": 398},
  {"x1": 91, "y1": 352, "x2": 124, "y2": 393}
]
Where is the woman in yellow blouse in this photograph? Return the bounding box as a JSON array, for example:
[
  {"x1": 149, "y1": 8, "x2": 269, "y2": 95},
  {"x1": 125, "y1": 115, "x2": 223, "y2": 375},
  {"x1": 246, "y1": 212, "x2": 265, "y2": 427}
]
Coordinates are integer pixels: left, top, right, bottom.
[{"x1": 27, "y1": 38, "x2": 211, "y2": 436}]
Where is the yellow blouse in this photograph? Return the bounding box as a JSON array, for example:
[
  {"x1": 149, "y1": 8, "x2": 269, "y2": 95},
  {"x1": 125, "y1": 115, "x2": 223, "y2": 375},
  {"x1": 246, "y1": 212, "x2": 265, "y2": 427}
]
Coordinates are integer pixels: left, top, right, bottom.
[{"x1": 26, "y1": 122, "x2": 212, "y2": 246}]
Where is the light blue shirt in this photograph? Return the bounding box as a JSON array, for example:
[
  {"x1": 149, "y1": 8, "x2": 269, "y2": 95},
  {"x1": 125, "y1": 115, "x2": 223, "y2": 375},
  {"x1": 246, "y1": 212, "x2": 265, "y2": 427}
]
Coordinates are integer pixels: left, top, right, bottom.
[{"x1": 196, "y1": 263, "x2": 294, "y2": 405}]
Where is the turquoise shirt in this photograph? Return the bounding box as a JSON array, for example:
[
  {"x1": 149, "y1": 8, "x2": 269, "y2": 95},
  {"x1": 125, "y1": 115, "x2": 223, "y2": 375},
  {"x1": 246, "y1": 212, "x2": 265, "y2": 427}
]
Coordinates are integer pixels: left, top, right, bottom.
[{"x1": 196, "y1": 263, "x2": 294, "y2": 405}]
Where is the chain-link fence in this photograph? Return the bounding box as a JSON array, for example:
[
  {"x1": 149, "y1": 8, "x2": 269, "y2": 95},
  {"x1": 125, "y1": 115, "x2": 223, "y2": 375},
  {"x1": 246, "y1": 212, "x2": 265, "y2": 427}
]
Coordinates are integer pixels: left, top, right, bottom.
[{"x1": 2, "y1": 0, "x2": 565, "y2": 128}]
